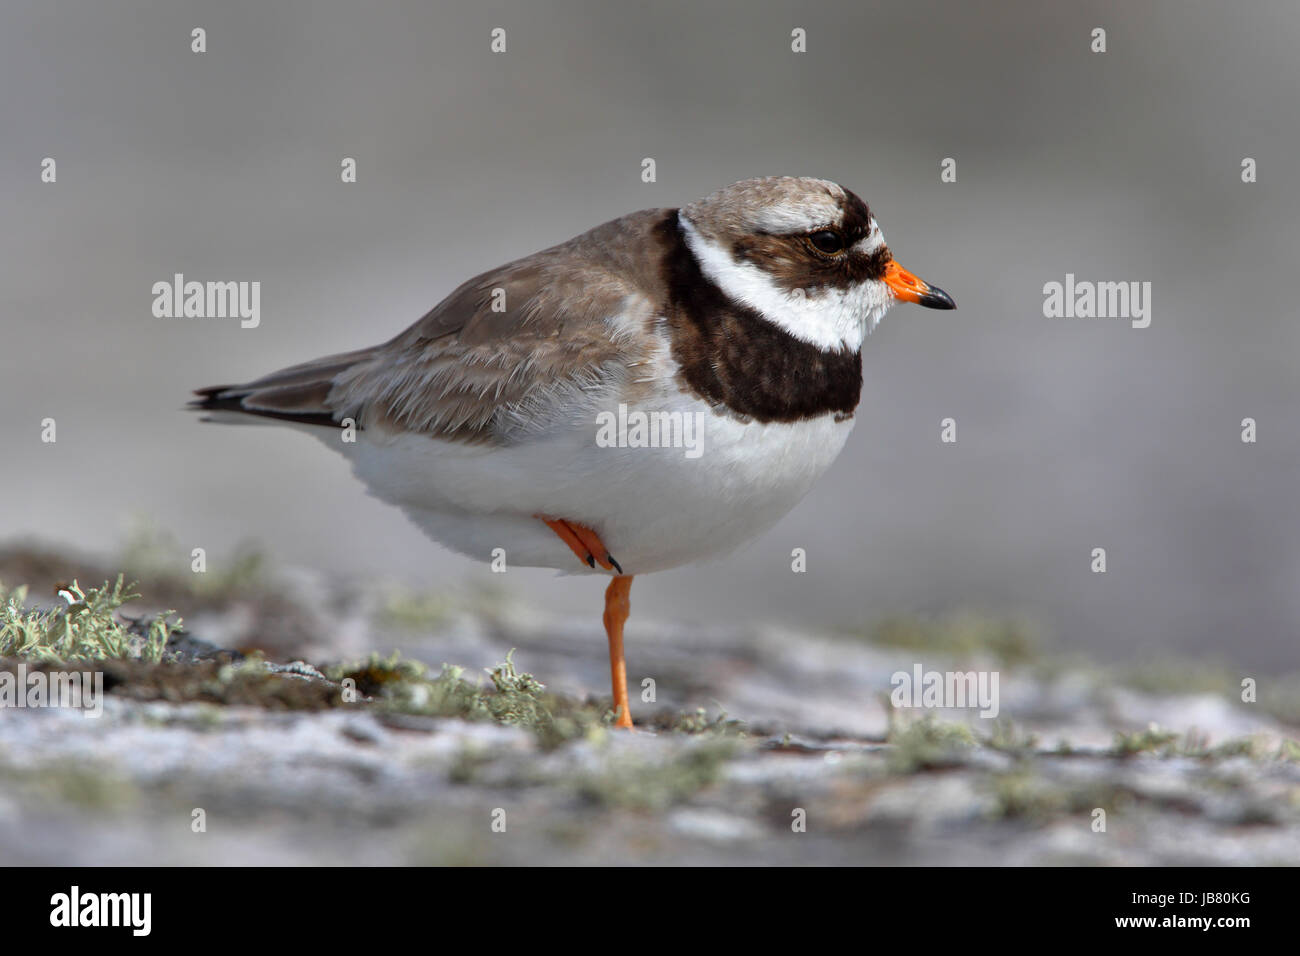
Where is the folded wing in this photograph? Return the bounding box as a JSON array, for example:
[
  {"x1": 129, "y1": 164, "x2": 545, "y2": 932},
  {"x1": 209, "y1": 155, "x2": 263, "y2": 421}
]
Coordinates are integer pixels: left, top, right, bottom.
[{"x1": 191, "y1": 210, "x2": 670, "y2": 445}]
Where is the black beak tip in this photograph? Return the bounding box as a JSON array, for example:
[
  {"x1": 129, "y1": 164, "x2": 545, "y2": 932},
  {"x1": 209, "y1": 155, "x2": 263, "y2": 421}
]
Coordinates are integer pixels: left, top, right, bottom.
[{"x1": 919, "y1": 286, "x2": 956, "y2": 310}]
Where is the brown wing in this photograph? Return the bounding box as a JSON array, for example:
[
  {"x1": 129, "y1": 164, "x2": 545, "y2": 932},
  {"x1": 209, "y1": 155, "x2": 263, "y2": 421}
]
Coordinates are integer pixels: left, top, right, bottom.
[{"x1": 191, "y1": 209, "x2": 674, "y2": 444}]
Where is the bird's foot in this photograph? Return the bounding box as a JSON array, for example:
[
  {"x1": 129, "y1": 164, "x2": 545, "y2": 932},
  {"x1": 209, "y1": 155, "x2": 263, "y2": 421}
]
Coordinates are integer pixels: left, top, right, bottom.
[{"x1": 537, "y1": 516, "x2": 622, "y2": 573}]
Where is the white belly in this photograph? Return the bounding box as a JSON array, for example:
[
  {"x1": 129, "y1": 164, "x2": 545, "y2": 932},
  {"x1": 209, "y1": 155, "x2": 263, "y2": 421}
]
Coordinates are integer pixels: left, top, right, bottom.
[{"x1": 336, "y1": 390, "x2": 854, "y2": 575}]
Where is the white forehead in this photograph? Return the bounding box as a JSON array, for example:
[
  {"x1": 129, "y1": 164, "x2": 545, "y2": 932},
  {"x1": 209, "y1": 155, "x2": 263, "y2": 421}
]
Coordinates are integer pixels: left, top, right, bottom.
[{"x1": 748, "y1": 192, "x2": 845, "y2": 233}]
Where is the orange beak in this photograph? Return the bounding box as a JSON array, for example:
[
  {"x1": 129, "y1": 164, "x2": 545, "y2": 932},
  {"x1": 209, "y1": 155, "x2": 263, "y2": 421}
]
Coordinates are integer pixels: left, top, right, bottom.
[{"x1": 884, "y1": 259, "x2": 956, "y2": 309}]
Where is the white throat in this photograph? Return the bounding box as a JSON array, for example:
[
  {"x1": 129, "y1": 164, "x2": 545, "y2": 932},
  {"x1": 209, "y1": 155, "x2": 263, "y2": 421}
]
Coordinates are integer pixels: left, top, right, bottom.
[{"x1": 678, "y1": 212, "x2": 891, "y2": 352}]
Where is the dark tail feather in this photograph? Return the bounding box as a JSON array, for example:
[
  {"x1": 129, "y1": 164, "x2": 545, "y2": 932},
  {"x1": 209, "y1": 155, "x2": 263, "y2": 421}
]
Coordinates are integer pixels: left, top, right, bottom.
[
  {"x1": 188, "y1": 383, "x2": 344, "y2": 428},
  {"x1": 189, "y1": 347, "x2": 379, "y2": 428}
]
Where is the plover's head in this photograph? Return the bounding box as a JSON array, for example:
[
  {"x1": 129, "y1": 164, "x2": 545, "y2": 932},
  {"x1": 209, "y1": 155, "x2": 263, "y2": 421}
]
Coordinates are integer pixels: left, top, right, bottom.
[{"x1": 679, "y1": 176, "x2": 954, "y2": 352}]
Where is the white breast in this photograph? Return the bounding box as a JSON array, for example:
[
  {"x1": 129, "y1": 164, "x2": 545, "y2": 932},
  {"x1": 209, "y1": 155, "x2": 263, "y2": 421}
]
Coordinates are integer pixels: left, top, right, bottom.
[{"x1": 336, "y1": 374, "x2": 855, "y2": 575}]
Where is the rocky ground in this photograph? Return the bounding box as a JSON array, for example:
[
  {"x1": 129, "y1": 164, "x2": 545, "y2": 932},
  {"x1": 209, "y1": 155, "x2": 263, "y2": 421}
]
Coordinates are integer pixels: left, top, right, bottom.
[{"x1": 1, "y1": 539, "x2": 1298, "y2": 866}]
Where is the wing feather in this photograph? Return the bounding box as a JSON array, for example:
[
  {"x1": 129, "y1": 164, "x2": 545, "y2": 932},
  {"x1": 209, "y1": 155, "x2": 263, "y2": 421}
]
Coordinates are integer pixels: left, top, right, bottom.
[{"x1": 191, "y1": 208, "x2": 675, "y2": 444}]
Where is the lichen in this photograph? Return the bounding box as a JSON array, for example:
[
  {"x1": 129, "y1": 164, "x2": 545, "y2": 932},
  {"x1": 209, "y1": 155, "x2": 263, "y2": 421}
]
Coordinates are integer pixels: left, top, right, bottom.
[
  {"x1": 0, "y1": 576, "x2": 178, "y2": 663},
  {"x1": 887, "y1": 715, "x2": 976, "y2": 773},
  {"x1": 574, "y1": 739, "x2": 739, "y2": 810}
]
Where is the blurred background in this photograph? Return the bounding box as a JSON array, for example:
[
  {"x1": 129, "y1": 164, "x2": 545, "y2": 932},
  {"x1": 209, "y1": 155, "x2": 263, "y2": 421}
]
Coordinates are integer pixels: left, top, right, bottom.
[{"x1": 2, "y1": 0, "x2": 1297, "y2": 670}]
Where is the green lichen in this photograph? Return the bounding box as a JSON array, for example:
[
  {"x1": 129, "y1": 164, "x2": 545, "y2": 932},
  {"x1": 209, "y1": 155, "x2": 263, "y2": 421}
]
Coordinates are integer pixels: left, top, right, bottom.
[
  {"x1": 988, "y1": 770, "x2": 1069, "y2": 820},
  {"x1": 664, "y1": 707, "x2": 747, "y2": 736},
  {"x1": 575, "y1": 739, "x2": 739, "y2": 811},
  {"x1": 328, "y1": 650, "x2": 610, "y2": 748},
  {"x1": 1103, "y1": 726, "x2": 1300, "y2": 764},
  {"x1": 1111, "y1": 723, "x2": 1181, "y2": 757},
  {"x1": 0, "y1": 576, "x2": 178, "y2": 663},
  {"x1": 887, "y1": 716, "x2": 976, "y2": 773},
  {"x1": 988, "y1": 771, "x2": 1134, "y2": 822},
  {"x1": 982, "y1": 718, "x2": 1040, "y2": 756}
]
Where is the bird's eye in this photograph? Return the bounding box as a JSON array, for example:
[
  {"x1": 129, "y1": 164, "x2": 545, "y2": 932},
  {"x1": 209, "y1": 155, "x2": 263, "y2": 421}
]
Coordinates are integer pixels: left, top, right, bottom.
[{"x1": 808, "y1": 229, "x2": 845, "y2": 255}]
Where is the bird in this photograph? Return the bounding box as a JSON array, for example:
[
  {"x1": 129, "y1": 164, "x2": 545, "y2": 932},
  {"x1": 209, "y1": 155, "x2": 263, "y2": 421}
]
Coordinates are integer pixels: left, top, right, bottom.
[{"x1": 191, "y1": 176, "x2": 955, "y2": 728}]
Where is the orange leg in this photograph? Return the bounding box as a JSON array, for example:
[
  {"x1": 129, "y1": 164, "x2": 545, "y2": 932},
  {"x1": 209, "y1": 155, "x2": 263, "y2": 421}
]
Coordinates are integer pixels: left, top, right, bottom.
[
  {"x1": 602, "y1": 575, "x2": 634, "y2": 729},
  {"x1": 537, "y1": 516, "x2": 634, "y2": 728}
]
